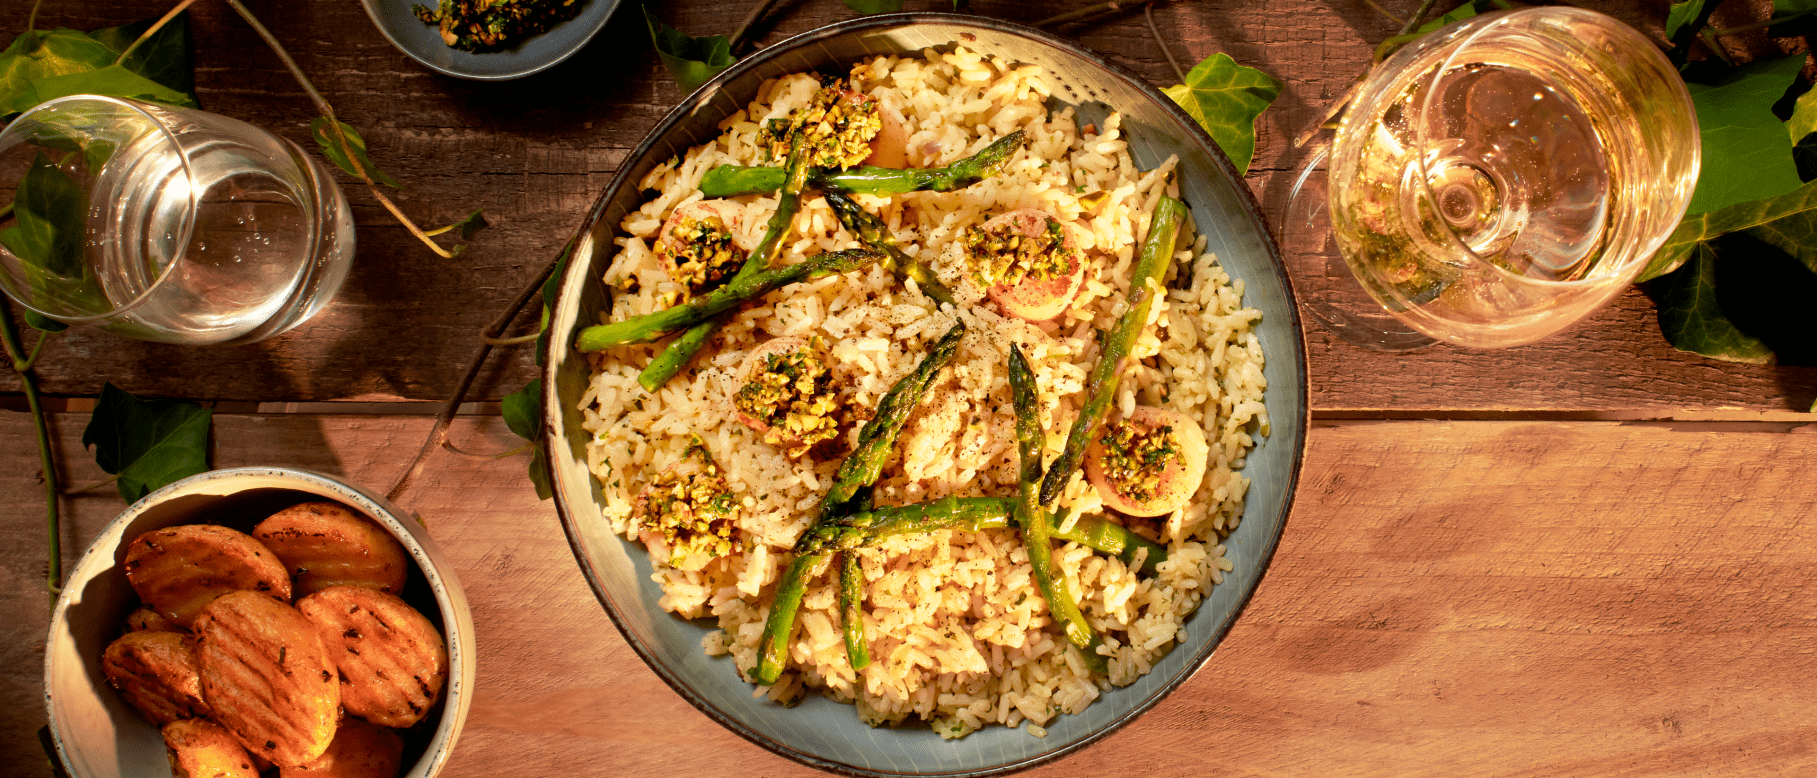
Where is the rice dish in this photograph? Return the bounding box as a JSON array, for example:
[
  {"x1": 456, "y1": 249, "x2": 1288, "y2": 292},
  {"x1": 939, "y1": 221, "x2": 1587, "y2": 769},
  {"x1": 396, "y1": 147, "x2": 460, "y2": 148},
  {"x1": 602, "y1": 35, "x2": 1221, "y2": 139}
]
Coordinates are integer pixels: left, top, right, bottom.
[{"x1": 576, "y1": 46, "x2": 1267, "y2": 737}]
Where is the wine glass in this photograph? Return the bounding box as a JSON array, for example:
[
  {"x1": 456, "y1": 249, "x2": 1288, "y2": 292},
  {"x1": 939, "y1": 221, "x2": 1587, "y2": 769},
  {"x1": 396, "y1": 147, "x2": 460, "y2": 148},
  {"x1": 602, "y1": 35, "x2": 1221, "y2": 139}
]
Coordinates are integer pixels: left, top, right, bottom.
[{"x1": 1282, "y1": 7, "x2": 1700, "y2": 350}]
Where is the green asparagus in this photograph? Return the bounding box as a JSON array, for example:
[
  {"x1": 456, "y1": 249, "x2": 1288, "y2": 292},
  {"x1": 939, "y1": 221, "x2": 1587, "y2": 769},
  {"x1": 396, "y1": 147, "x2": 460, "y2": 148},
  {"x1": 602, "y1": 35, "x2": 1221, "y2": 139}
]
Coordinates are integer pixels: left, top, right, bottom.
[
  {"x1": 754, "y1": 321, "x2": 967, "y2": 685},
  {"x1": 1037, "y1": 195, "x2": 1185, "y2": 506},
  {"x1": 637, "y1": 136, "x2": 813, "y2": 391},
  {"x1": 575, "y1": 248, "x2": 884, "y2": 352},
  {"x1": 824, "y1": 192, "x2": 954, "y2": 305},
  {"x1": 838, "y1": 552, "x2": 870, "y2": 670},
  {"x1": 793, "y1": 496, "x2": 1167, "y2": 574},
  {"x1": 1011, "y1": 344, "x2": 1106, "y2": 673},
  {"x1": 697, "y1": 131, "x2": 1026, "y2": 198}
]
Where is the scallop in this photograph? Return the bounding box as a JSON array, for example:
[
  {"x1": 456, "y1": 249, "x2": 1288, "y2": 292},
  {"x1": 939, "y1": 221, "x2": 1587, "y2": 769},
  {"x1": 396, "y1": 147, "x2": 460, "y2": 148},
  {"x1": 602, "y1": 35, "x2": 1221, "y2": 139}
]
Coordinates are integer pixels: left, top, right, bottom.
[
  {"x1": 1082, "y1": 405, "x2": 1210, "y2": 517},
  {"x1": 654, "y1": 199, "x2": 750, "y2": 298},
  {"x1": 861, "y1": 99, "x2": 910, "y2": 168},
  {"x1": 973, "y1": 209, "x2": 1088, "y2": 323}
]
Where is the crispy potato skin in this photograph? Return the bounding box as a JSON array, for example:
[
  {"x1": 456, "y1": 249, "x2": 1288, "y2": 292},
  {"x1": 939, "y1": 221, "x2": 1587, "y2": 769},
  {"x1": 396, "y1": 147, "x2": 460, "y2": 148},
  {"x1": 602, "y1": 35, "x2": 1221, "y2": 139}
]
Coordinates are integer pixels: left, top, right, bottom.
[
  {"x1": 103, "y1": 630, "x2": 209, "y2": 726},
  {"x1": 163, "y1": 718, "x2": 260, "y2": 778},
  {"x1": 194, "y1": 591, "x2": 341, "y2": 767},
  {"x1": 126, "y1": 525, "x2": 291, "y2": 627},
  {"x1": 125, "y1": 606, "x2": 181, "y2": 633},
  {"x1": 299, "y1": 585, "x2": 448, "y2": 728},
  {"x1": 254, "y1": 502, "x2": 410, "y2": 597},
  {"x1": 281, "y1": 718, "x2": 404, "y2": 778}
]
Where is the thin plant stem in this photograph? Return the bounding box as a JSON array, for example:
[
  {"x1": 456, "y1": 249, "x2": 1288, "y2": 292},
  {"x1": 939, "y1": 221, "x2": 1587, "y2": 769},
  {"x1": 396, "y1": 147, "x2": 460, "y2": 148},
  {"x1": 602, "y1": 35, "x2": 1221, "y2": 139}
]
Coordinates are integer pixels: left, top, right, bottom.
[
  {"x1": 1399, "y1": 0, "x2": 1441, "y2": 35},
  {"x1": 26, "y1": 0, "x2": 42, "y2": 38},
  {"x1": 1034, "y1": 1, "x2": 1137, "y2": 29},
  {"x1": 62, "y1": 475, "x2": 121, "y2": 496},
  {"x1": 113, "y1": 0, "x2": 203, "y2": 66},
  {"x1": 442, "y1": 439, "x2": 533, "y2": 459},
  {"x1": 21, "y1": 329, "x2": 49, "y2": 372},
  {"x1": 728, "y1": 0, "x2": 784, "y2": 55},
  {"x1": 1710, "y1": 7, "x2": 1817, "y2": 37},
  {"x1": 387, "y1": 255, "x2": 557, "y2": 502},
  {"x1": 223, "y1": 0, "x2": 457, "y2": 259},
  {"x1": 1360, "y1": 0, "x2": 1405, "y2": 26},
  {"x1": 0, "y1": 295, "x2": 61, "y2": 596},
  {"x1": 480, "y1": 330, "x2": 542, "y2": 347},
  {"x1": 1144, "y1": 1, "x2": 1185, "y2": 84}
]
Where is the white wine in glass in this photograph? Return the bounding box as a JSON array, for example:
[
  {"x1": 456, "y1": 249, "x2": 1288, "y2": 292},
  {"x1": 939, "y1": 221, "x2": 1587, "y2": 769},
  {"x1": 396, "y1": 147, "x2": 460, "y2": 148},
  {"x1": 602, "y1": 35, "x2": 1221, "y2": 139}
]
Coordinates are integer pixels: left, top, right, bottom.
[{"x1": 1320, "y1": 7, "x2": 1699, "y2": 349}]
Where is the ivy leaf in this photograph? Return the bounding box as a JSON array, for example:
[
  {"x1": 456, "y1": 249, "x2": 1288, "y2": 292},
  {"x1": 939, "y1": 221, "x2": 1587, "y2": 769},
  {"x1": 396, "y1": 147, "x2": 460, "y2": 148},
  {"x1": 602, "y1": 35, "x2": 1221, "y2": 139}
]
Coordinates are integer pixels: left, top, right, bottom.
[
  {"x1": 533, "y1": 247, "x2": 572, "y2": 367},
  {"x1": 23, "y1": 310, "x2": 67, "y2": 332},
  {"x1": 1647, "y1": 243, "x2": 1770, "y2": 364},
  {"x1": 1684, "y1": 55, "x2": 1806, "y2": 215},
  {"x1": 1665, "y1": 0, "x2": 1707, "y2": 41},
  {"x1": 0, "y1": 16, "x2": 197, "y2": 119},
  {"x1": 1374, "y1": 0, "x2": 1508, "y2": 62},
  {"x1": 0, "y1": 152, "x2": 87, "y2": 276},
  {"x1": 82, "y1": 383, "x2": 212, "y2": 503},
  {"x1": 500, "y1": 379, "x2": 552, "y2": 500},
  {"x1": 28, "y1": 64, "x2": 196, "y2": 110},
  {"x1": 644, "y1": 6, "x2": 734, "y2": 94},
  {"x1": 308, "y1": 119, "x2": 401, "y2": 188},
  {"x1": 1161, "y1": 53, "x2": 1282, "y2": 177},
  {"x1": 448, "y1": 209, "x2": 488, "y2": 241},
  {"x1": 843, "y1": 0, "x2": 903, "y2": 13},
  {"x1": 501, "y1": 378, "x2": 541, "y2": 441},
  {"x1": 1640, "y1": 179, "x2": 1817, "y2": 282}
]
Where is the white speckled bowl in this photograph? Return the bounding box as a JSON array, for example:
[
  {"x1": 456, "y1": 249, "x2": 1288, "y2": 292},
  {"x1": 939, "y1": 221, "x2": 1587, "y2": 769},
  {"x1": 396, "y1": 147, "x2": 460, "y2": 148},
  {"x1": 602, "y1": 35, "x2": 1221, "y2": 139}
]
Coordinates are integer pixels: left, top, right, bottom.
[
  {"x1": 543, "y1": 14, "x2": 1308, "y2": 776},
  {"x1": 44, "y1": 467, "x2": 476, "y2": 778}
]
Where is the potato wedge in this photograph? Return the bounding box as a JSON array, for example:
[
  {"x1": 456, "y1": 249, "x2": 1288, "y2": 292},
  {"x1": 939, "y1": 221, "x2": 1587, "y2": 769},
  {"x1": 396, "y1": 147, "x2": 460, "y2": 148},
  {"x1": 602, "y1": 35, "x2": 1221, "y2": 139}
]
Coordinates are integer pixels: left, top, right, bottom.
[
  {"x1": 253, "y1": 502, "x2": 410, "y2": 597},
  {"x1": 281, "y1": 718, "x2": 403, "y2": 778},
  {"x1": 102, "y1": 630, "x2": 208, "y2": 726},
  {"x1": 163, "y1": 718, "x2": 259, "y2": 778},
  {"x1": 126, "y1": 524, "x2": 291, "y2": 627},
  {"x1": 298, "y1": 585, "x2": 447, "y2": 728},
  {"x1": 195, "y1": 590, "x2": 340, "y2": 767},
  {"x1": 125, "y1": 606, "x2": 180, "y2": 634}
]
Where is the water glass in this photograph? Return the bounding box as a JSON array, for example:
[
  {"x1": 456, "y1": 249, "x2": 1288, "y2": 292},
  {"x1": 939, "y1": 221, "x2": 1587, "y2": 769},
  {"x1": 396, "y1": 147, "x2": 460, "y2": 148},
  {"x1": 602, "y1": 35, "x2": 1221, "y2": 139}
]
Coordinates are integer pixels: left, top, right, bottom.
[{"x1": 0, "y1": 95, "x2": 354, "y2": 345}]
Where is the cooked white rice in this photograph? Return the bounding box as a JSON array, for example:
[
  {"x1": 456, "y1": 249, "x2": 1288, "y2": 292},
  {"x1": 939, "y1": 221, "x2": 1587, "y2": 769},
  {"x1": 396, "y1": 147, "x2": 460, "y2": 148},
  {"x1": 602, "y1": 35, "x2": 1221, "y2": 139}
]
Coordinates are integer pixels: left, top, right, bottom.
[{"x1": 577, "y1": 46, "x2": 1267, "y2": 737}]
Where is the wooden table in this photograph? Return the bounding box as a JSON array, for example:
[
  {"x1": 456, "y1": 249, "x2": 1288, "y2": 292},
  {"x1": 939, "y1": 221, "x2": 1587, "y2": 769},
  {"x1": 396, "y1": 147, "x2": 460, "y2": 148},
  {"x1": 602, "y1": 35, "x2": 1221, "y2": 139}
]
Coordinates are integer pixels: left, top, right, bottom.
[{"x1": 6, "y1": 1, "x2": 1816, "y2": 775}]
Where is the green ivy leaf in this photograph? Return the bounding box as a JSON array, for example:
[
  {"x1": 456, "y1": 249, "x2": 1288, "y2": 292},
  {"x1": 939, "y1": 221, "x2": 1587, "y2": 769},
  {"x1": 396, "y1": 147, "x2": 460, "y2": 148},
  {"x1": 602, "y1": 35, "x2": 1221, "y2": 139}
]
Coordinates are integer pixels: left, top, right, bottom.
[
  {"x1": 843, "y1": 0, "x2": 903, "y2": 13},
  {"x1": 308, "y1": 118, "x2": 402, "y2": 188},
  {"x1": 1684, "y1": 55, "x2": 1806, "y2": 215},
  {"x1": 644, "y1": 6, "x2": 734, "y2": 95},
  {"x1": 449, "y1": 209, "x2": 488, "y2": 241},
  {"x1": 23, "y1": 310, "x2": 67, "y2": 332},
  {"x1": 501, "y1": 378, "x2": 541, "y2": 441},
  {"x1": 1640, "y1": 179, "x2": 1817, "y2": 281},
  {"x1": 0, "y1": 152, "x2": 88, "y2": 277},
  {"x1": 1648, "y1": 243, "x2": 1774, "y2": 364},
  {"x1": 0, "y1": 16, "x2": 197, "y2": 119},
  {"x1": 1787, "y1": 83, "x2": 1817, "y2": 144},
  {"x1": 1665, "y1": 0, "x2": 1707, "y2": 41},
  {"x1": 534, "y1": 247, "x2": 572, "y2": 367},
  {"x1": 82, "y1": 383, "x2": 212, "y2": 502},
  {"x1": 1161, "y1": 53, "x2": 1282, "y2": 177}
]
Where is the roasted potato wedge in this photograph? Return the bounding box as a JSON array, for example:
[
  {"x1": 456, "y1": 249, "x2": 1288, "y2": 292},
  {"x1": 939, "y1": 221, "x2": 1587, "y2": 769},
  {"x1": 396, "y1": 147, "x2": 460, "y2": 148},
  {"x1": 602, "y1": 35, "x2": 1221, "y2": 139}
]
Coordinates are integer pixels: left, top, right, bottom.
[
  {"x1": 299, "y1": 585, "x2": 447, "y2": 728},
  {"x1": 125, "y1": 606, "x2": 181, "y2": 633},
  {"x1": 281, "y1": 718, "x2": 404, "y2": 778},
  {"x1": 126, "y1": 524, "x2": 291, "y2": 627},
  {"x1": 163, "y1": 718, "x2": 259, "y2": 778},
  {"x1": 254, "y1": 502, "x2": 410, "y2": 597},
  {"x1": 102, "y1": 630, "x2": 208, "y2": 726},
  {"x1": 195, "y1": 590, "x2": 340, "y2": 767}
]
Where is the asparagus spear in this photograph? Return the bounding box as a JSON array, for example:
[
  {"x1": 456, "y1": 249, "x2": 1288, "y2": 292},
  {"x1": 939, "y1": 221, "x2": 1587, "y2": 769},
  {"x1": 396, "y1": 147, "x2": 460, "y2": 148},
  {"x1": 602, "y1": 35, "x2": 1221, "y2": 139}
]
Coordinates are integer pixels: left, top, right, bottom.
[
  {"x1": 575, "y1": 248, "x2": 884, "y2": 352},
  {"x1": 754, "y1": 320, "x2": 967, "y2": 685},
  {"x1": 794, "y1": 497, "x2": 1168, "y2": 574},
  {"x1": 698, "y1": 131, "x2": 1027, "y2": 198},
  {"x1": 838, "y1": 553, "x2": 870, "y2": 670},
  {"x1": 1010, "y1": 344, "x2": 1106, "y2": 673},
  {"x1": 1037, "y1": 195, "x2": 1186, "y2": 506},
  {"x1": 637, "y1": 136, "x2": 814, "y2": 391},
  {"x1": 824, "y1": 192, "x2": 955, "y2": 306}
]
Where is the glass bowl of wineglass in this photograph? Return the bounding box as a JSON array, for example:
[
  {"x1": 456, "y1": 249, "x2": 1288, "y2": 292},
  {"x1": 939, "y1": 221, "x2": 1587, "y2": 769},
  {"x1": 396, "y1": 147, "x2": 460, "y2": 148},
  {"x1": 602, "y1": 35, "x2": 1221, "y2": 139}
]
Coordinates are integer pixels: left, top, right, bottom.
[{"x1": 1284, "y1": 6, "x2": 1700, "y2": 350}]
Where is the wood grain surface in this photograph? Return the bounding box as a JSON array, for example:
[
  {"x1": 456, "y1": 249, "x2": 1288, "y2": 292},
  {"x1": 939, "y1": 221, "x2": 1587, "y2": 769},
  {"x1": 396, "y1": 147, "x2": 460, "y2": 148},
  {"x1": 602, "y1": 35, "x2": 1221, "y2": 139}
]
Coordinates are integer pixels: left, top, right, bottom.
[
  {"x1": 0, "y1": 0, "x2": 1809, "y2": 412},
  {"x1": 7, "y1": 414, "x2": 1816, "y2": 776}
]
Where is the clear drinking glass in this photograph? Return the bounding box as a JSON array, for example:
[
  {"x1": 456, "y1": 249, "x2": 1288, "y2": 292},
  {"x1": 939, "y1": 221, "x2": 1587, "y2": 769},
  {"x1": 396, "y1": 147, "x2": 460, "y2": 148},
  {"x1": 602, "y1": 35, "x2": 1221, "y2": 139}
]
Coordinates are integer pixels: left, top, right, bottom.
[
  {"x1": 1284, "y1": 7, "x2": 1700, "y2": 350},
  {"x1": 0, "y1": 95, "x2": 354, "y2": 345}
]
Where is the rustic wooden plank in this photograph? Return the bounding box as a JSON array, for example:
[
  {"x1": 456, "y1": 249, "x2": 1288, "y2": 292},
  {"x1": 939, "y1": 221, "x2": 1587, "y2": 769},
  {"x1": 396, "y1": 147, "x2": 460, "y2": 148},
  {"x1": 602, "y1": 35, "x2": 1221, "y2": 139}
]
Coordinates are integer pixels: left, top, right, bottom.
[
  {"x1": 6, "y1": 414, "x2": 1817, "y2": 776},
  {"x1": 1, "y1": 0, "x2": 1809, "y2": 411}
]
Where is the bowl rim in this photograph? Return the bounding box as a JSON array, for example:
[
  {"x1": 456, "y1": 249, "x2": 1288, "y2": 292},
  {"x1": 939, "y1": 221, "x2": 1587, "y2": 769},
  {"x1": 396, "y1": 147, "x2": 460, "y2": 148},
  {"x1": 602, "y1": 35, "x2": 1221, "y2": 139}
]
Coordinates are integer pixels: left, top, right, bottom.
[
  {"x1": 542, "y1": 11, "x2": 1308, "y2": 776},
  {"x1": 42, "y1": 465, "x2": 477, "y2": 778},
  {"x1": 357, "y1": 0, "x2": 622, "y2": 81}
]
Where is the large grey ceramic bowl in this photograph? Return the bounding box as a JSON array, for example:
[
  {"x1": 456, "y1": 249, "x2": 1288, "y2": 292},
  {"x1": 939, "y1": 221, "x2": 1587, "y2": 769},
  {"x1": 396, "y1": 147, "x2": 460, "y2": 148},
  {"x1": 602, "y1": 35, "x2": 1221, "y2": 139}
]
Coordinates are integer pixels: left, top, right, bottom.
[
  {"x1": 44, "y1": 467, "x2": 477, "y2": 778},
  {"x1": 543, "y1": 14, "x2": 1307, "y2": 776},
  {"x1": 360, "y1": 0, "x2": 620, "y2": 80}
]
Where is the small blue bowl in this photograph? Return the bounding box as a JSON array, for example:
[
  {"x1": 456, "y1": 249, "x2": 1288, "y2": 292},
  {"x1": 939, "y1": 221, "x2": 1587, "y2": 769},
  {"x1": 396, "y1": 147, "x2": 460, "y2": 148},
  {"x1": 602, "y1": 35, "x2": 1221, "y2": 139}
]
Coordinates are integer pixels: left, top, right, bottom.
[
  {"x1": 359, "y1": 0, "x2": 621, "y2": 80},
  {"x1": 544, "y1": 14, "x2": 1308, "y2": 776}
]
